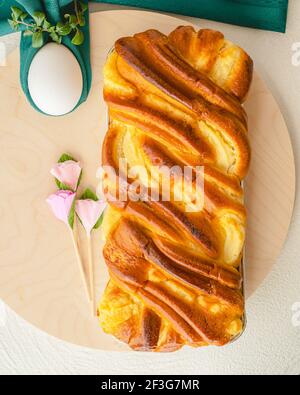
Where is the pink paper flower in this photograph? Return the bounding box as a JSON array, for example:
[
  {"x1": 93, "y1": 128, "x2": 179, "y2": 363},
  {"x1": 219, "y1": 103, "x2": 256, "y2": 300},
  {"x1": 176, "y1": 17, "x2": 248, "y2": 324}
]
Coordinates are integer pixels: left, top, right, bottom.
[
  {"x1": 50, "y1": 160, "x2": 82, "y2": 191},
  {"x1": 46, "y1": 190, "x2": 76, "y2": 226},
  {"x1": 76, "y1": 199, "x2": 107, "y2": 234}
]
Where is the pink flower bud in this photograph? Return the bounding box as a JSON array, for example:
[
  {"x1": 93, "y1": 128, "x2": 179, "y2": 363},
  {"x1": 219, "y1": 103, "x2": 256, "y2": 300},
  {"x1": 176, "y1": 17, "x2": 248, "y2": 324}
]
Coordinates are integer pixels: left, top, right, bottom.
[
  {"x1": 50, "y1": 160, "x2": 82, "y2": 191},
  {"x1": 46, "y1": 190, "x2": 76, "y2": 226},
  {"x1": 76, "y1": 199, "x2": 107, "y2": 234}
]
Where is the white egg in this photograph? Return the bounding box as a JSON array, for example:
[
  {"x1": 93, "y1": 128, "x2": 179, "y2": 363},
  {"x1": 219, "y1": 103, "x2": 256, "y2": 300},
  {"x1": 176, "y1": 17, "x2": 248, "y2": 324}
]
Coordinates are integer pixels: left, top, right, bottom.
[{"x1": 28, "y1": 43, "x2": 83, "y2": 116}]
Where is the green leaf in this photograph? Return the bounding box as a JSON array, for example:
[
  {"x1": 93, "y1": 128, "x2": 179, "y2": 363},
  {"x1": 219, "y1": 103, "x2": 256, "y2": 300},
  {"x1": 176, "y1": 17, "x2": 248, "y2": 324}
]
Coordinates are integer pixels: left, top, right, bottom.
[
  {"x1": 56, "y1": 22, "x2": 72, "y2": 36},
  {"x1": 20, "y1": 13, "x2": 28, "y2": 22},
  {"x1": 58, "y1": 153, "x2": 76, "y2": 163},
  {"x1": 50, "y1": 32, "x2": 58, "y2": 41},
  {"x1": 33, "y1": 11, "x2": 46, "y2": 27},
  {"x1": 50, "y1": 32, "x2": 62, "y2": 44},
  {"x1": 23, "y1": 30, "x2": 34, "y2": 37},
  {"x1": 80, "y1": 188, "x2": 98, "y2": 201},
  {"x1": 55, "y1": 21, "x2": 63, "y2": 31},
  {"x1": 80, "y1": 2, "x2": 88, "y2": 13},
  {"x1": 77, "y1": 171, "x2": 83, "y2": 190},
  {"x1": 55, "y1": 179, "x2": 70, "y2": 190},
  {"x1": 69, "y1": 15, "x2": 78, "y2": 28},
  {"x1": 43, "y1": 19, "x2": 51, "y2": 30},
  {"x1": 32, "y1": 32, "x2": 44, "y2": 48},
  {"x1": 78, "y1": 15, "x2": 85, "y2": 27},
  {"x1": 72, "y1": 28, "x2": 84, "y2": 46},
  {"x1": 68, "y1": 197, "x2": 76, "y2": 229},
  {"x1": 8, "y1": 19, "x2": 18, "y2": 31},
  {"x1": 93, "y1": 211, "x2": 105, "y2": 230},
  {"x1": 11, "y1": 7, "x2": 24, "y2": 20}
]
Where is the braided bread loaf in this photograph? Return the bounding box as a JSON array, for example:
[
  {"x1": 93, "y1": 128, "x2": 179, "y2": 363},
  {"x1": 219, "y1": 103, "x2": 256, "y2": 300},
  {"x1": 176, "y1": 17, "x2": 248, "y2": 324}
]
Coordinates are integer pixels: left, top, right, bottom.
[{"x1": 98, "y1": 27, "x2": 253, "y2": 352}]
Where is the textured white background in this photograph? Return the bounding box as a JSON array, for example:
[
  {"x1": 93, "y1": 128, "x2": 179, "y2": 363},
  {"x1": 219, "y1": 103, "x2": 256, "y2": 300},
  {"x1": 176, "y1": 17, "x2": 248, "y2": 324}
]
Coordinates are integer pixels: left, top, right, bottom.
[{"x1": 0, "y1": 1, "x2": 300, "y2": 375}]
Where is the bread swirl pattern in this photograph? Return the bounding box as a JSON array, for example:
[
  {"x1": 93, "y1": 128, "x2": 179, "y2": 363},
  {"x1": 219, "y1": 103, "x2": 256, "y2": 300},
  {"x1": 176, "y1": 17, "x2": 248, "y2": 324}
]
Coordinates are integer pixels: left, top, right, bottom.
[{"x1": 99, "y1": 27, "x2": 253, "y2": 352}]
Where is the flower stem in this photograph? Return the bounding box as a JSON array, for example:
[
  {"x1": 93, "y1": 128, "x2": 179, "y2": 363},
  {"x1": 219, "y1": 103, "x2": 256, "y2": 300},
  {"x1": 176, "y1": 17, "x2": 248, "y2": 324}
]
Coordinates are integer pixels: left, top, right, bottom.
[
  {"x1": 70, "y1": 219, "x2": 91, "y2": 303},
  {"x1": 74, "y1": 0, "x2": 79, "y2": 22},
  {"x1": 87, "y1": 233, "x2": 96, "y2": 316},
  {"x1": 15, "y1": 20, "x2": 34, "y2": 29},
  {"x1": 12, "y1": 20, "x2": 49, "y2": 34}
]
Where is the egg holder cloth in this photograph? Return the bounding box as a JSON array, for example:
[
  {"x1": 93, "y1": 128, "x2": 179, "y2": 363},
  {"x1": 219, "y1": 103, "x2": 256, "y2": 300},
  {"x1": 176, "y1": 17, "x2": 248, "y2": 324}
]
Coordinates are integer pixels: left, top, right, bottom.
[
  {"x1": 0, "y1": 0, "x2": 91, "y2": 115},
  {"x1": 0, "y1": 0, "x2": 289, "y2": 115}
]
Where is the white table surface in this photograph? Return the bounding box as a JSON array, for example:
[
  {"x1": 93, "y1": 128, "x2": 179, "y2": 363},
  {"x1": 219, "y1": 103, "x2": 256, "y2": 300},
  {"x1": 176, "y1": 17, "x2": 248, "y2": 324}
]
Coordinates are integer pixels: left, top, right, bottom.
[{"x1": 0, "y1": 1, "x2": 299, "y2": 376}]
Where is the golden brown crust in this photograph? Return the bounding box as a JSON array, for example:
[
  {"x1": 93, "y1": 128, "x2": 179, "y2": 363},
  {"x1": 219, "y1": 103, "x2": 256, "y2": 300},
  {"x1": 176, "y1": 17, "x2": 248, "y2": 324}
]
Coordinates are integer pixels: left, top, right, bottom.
[
  {"x1": 99, "y1": 26, "x2": 253, "y2": 352},
  {"x1": 168, "y1": 27, "x2": 253, "y2": 102},
  {"x1": 102, "y1": 220, "x2": 243, "y2": 348}
]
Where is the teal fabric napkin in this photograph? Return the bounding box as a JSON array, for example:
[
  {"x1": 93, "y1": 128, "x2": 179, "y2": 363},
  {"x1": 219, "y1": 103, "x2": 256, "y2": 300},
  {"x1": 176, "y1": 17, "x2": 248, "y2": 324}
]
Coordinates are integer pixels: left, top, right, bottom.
[
  {"x1": 98, "y1": 0, "x2": 289, "y2": 33},
  {"x1": 0, "y1": 0, "x2": 91, "y2": 115}
]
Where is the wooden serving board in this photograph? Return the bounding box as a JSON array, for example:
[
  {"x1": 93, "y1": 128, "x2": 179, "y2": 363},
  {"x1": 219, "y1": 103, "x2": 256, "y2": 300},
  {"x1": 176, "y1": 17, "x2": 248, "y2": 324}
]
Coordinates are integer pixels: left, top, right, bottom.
[{"x1": 0, "y1": 11, "x2": 295, "y2": 351}]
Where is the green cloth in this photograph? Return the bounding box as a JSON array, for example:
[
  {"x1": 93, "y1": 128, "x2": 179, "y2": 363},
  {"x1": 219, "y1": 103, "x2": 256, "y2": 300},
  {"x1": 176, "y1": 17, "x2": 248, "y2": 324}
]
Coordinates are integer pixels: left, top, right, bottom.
[
  {"x1": 0, "y1": 0, "x2": 91, "y2": 115},
  {"x1": 0, "y1": 0, "x2": 289, "y2": 115},
  {"x1": 98, "y1": 0, "x2": 289, "y2": 33}
]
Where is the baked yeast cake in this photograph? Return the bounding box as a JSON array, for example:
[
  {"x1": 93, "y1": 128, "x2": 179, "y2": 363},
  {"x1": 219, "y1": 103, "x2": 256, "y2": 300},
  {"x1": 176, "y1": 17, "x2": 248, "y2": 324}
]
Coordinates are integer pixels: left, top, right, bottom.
[{"x1": 98, "y1": 27, "x2": 253, "y2": 352}]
